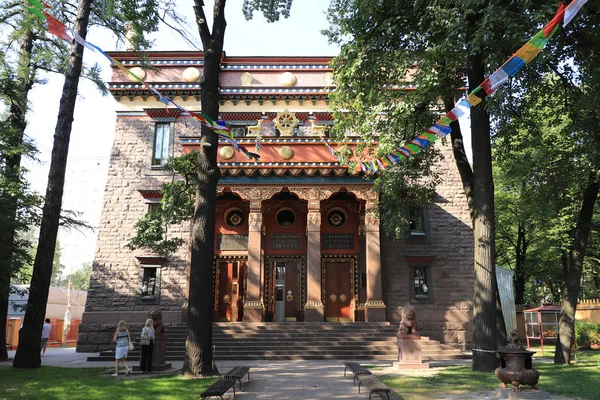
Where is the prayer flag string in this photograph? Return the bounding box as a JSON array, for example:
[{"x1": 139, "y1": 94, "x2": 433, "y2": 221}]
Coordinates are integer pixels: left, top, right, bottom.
[{"x1": 352, "y1": 0, "x2": 587, "y2": 173}]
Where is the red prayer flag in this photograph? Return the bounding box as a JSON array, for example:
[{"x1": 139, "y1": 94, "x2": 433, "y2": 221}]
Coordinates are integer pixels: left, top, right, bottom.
[
  {"x1": 43, "y1": 13, "x2": 72, "y2": 41},
  {"x1": 542, "y1": 3, "x2": 566, "y2": 37}
]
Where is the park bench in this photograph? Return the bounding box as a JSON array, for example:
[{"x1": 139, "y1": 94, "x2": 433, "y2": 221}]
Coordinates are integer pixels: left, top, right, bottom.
[
  {"x1": 224, "y1": 366, "x2": 251, "y2": 392},
  {"x1": 357, "y1": 375, "x2": 391, "y2": 400},
  {"x1": 343, "y1": 361, "x2": 372, "y2": 385},
  {"x1": 200, "y1": 378, "x2": 236, "y2": 400}
]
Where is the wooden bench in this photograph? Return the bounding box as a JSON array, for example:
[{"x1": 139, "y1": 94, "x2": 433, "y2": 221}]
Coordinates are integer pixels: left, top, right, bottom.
[
  {"x1": 224, "y1": 366, "x2": 251, "y2": 392},
  {"x1": 200, "y1": 378, "x2": 236, "y2": 400},
  {"x1": 343, "y1": 361, "x2": 372, "y2": 385},
  {"x1": 358, "y1": 375, "x2": 391, "y2": 400}
]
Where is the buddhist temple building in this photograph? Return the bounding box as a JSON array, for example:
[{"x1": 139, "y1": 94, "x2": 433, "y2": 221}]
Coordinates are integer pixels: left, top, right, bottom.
[{"x1": 77, "y1": 52, "x2": 475, "y2": 352}]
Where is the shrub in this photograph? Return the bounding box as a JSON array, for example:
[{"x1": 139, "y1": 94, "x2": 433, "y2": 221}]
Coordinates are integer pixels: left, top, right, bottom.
[{"x1": 574, "y1": 321, "x2": 598, "y2": 348}]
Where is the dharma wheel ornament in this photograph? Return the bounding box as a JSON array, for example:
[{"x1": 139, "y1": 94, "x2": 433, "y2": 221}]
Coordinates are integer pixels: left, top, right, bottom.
[{"x1": 274, "y1": 109, "x2": 298, "y2": 136}]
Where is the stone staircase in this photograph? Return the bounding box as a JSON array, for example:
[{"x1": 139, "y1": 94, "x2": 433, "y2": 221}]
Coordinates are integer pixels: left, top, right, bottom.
[{"x1": 87, "y1": 322, "x2": 467, "y2": 362}]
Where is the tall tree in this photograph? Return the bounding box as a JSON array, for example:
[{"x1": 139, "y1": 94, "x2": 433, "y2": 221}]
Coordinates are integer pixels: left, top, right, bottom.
[
  {"x1": 183, "y1": 0, "x2": 293, "y2": 377},
  {"x1": 0, "y1": 11, "x2": 43, "y2": 361},
  {"x1": 324, "y1": 0, "x2": 536, "y2": 371},
  {"x1": 491, "y1": 1, "x2": 599, "y2": 363},
  {"x1": 13, "y1": 0, "x2": 93, "y2": 368}
]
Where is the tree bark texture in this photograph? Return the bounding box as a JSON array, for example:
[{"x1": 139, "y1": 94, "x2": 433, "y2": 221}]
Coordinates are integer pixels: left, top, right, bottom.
[
  {"x1": 13, "y1": 0, "x2": 90, "y2": 368},
  {"x1": 0, "y1": 28, "x2": 35, "y2": 361},
  {"x1": 554, "y1": 170, "x2": 599, "y2": 364},
  {"x1": 184, "y1": 0, "x2": 226, "y2": 377},
  {"x1": 466, "y1": 21, "x2": 500, "y2": 370}
]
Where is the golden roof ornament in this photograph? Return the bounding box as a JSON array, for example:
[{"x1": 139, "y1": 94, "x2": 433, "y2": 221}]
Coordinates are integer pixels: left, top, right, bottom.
[
  {"x1": 241, "y1": 72, "x2": 253, "y2": 86},
  {"x1": 274, "y1": 110, "x2": 298, "y2": 136}
]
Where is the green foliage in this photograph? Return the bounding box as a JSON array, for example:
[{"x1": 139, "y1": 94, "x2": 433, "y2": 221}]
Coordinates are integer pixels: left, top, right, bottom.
[
  {"x1": 379, "y1": 363, "x2": 600, "y2": 400},
  {"x1": 0, "y1": 366, "x2": 218, "y2": 400},
  {"x1": 11, "y1": 233, "x2": 66, "y2": 286},
  {"x1": 242, "y1": 0, "x2": 293, "y2": 22},
  {"x1": 126, "y1": 152, "x2": 199, "y2": 257},
  {"x1": 575, "y1": 320, "x2": 600, "y2": 348},
  {"x1": 53, "y1": 262, "x2": 93, "y2": 290}
]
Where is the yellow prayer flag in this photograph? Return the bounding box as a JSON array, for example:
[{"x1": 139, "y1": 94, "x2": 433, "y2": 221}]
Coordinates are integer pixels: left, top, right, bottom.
[
  {"x1": 515, "y1": 42, "x2": 543, "y2": 64},
  {"x1": 466, "y1": 93, "x2": 483, "y2": 107}
]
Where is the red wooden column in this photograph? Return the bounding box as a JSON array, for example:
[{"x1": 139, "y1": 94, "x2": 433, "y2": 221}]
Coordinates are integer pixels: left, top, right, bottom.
[
  {"x1": 364, "y1": 198, "x2": 386, "y2": 321},
  {"x1": 305, "y1": 199, "x2": 324, "y2": 321},
  {"x1": 244, "y1": 199, "x2": 264, "y2": 321}
]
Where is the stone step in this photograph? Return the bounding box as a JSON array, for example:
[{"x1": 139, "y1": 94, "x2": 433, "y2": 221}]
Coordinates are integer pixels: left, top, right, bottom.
[{"x1": 88, "y1": 322, "x2": 466, "y2": 362}]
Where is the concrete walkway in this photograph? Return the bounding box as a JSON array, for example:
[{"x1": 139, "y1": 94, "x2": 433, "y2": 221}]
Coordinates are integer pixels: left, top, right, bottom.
[{"x1": 1, "y1": 348, "x2": 575, "y2": 400}]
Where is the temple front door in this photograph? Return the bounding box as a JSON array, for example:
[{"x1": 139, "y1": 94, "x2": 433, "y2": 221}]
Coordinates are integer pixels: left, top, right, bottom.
[
  {"x1": 215, "y1": 260, "x2": 246, "y2": 322},
  {"x1": 324, "y1": 260, "x2": 353, "y2": 321},
  {"x1": 271, "y1": 259, "x2": 300, "y2": 322}
]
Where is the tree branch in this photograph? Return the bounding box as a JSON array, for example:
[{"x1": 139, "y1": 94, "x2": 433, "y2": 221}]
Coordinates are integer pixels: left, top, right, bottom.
[{"x1": 193, "y1": 0, "x2": 211, "y2": 48}]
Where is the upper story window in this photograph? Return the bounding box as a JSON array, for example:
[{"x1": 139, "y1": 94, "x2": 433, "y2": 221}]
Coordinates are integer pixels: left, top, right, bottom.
[
  {"x1": 152, "y1": 122, "x2": 170, "y2": 166},
  {"x1": 409, "y1": 207, "x2": 425, "y2": 235}
]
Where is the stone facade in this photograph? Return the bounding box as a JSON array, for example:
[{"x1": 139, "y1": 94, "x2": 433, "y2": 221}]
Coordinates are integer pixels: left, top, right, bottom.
[{"x1": 78, "y1": 52, "x2": 474, "y2": 352}]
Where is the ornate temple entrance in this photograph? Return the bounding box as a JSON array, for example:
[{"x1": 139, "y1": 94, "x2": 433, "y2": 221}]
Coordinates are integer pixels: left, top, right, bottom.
[
  {"x1": 215, "y1": 259, "x2": 246, "y2": 322},
  {"x1": 268, "y1": 258, "x2": 303, "y2": 322},
  {"x1": 323, "y1": 259, "x2": 355, "y2": 322}
]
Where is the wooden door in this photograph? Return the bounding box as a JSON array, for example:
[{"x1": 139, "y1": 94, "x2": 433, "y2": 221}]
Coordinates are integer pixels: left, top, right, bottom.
[
  {"x1": 324, "y1": 261, "x2": 353, "y2": 321},
  {"x1": 284, "y1": 261, "x2": 299, "y2": 321},
  {"x1": 216, "y1": 261, "x2": 245, "y2": 322}
]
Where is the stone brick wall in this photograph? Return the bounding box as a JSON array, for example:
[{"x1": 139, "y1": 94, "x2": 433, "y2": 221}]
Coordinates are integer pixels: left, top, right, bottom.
[
  {"x1": 381, "y1": 140, "x2": 474, "y2": 350},
  {"x1": 79, "y1": 116, "x2": 192, "y2": 351}
]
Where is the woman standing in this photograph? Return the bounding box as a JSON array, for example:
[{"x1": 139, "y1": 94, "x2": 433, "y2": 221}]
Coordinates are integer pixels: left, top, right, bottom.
[
  {"x1": 139, "y1": 318, "x2": 155, "y2": 373},
  {"x1": 112, "y1": 320, "x2": 132, "y2": 376}
]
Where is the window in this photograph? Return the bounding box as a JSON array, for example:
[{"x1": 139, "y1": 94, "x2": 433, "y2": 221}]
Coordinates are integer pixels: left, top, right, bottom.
[
  {"x1": 327, "y1": 209, "x2": 347, "y2": 228},
  {"x1": 406, "y1": 206, "x2": 430, "y2": 244},
  {"x1": 141, "y1": 268, "x2": 157, "y2": 299},
  {"x1": 407, "y1": 257, "x2": 434, "y2": 303},
  {"x1": 409, "y1": 207, "x2": 425, "y2": 235},
  {"x1": 152, "y1": 122, "x2": 170, "y2": 165},
  {"x1": 148, "y1": 203, "x2": 160, "y2": 215},
  {"x1": 413, "y1": 267, "x2": 429, "y2": 299},
  {"x1": 276, "y1": 208, "x2": 296, "y2": 228},
  {"x1": 230, "y1": 125, "x2": 247, "y2": 138}
]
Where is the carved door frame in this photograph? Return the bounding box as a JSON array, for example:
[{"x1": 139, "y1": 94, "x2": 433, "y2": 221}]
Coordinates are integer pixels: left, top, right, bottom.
[{"x1": 264, "y1": 255, "x2": 306, "y2": 322}]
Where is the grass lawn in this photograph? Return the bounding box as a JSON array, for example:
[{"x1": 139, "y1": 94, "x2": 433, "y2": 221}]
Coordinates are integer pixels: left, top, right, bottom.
[
  {"x1": 0, "y1": 366, "x2": 218, "y2": 400},
  {"x1": 378, "y1": 351, "x2": 600, "y2": 400}
]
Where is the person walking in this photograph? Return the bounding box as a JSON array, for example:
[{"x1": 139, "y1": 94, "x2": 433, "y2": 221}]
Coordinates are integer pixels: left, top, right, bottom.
[
  {"x1": 112, "y1": 320, "x2": 132, "y2": 376},
  {"x1": 41, "y1": 318, "x2": 51, "y2": 355},
  {"x1": 139, "y1": 318, "x2": 155, "y2": 373}
]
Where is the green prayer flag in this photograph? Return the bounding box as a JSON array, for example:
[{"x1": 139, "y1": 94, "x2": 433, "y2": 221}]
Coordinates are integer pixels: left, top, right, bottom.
[{"x1": 28, "y1": 7, "x2": 46, "y2": 20}]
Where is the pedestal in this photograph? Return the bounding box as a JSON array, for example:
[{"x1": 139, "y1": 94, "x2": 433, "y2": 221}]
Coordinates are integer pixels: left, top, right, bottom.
[{"x1": 397, "y1": 334, "x2": 429, "y2": 369}]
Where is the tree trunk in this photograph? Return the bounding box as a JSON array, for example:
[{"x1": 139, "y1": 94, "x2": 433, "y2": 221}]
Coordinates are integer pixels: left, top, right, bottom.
[
  {"x1": 0, "y1": 28, "x2": 35, "y2": 361},
  {"x1": 184, "y1": 0, "x2": 226, "y2": 377},
  {"x1": 13, "y1": 0, "x2": 90, "y2": 368},
  {"x1": 554, "y1": 170, "x2": 599, "y2": 364},
  {"x1": 514, "y1": 223, "x2": 526, "y2": 305},
  {"x1": 467, "y1": 21, "x2": 499, "y2": 370}
]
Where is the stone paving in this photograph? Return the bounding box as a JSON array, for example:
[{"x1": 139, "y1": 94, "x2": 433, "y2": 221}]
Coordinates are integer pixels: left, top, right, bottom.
[{"x1": 2, "y1": 348, "x2": 582, "y2": 400}]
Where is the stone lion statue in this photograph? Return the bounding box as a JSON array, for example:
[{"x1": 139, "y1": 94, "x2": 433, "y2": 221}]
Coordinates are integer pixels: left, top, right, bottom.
[
  {"x1": 149, "y1": 309, "x2": 165, "y2": 336},
  {"x1": 398, "y1": 304, "x2": 418, "y2": 336}
]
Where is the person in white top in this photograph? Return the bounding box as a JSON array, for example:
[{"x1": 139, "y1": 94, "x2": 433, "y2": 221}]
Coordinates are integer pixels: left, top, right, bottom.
[{"x1": 41, "y1": 319, "x2": 51, "y2": 355}]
